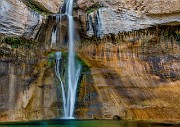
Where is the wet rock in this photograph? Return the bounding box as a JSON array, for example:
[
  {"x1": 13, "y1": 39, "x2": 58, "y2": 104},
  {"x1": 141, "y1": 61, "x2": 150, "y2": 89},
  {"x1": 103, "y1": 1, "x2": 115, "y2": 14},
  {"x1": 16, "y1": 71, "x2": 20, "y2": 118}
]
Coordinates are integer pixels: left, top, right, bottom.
[
  {"x1": 77, "y1": 25, "x2": 180, "y2": 122},
  {"x1": 0, "y1": 39, "x2": 60, "y2": 121},
  {"x1": 113, "y1": 115, "x2": 121, "y2": 120},
  {"x1": 0, "y1": 0, "x2": 180, "y2": 123}
]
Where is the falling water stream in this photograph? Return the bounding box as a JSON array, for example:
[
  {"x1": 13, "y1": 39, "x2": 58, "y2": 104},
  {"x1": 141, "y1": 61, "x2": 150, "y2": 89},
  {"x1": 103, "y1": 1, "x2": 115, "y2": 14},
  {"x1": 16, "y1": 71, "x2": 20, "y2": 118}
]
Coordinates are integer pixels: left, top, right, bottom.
[{"x1": 54, "y1": 0, "x2": 81, "y2": 119}]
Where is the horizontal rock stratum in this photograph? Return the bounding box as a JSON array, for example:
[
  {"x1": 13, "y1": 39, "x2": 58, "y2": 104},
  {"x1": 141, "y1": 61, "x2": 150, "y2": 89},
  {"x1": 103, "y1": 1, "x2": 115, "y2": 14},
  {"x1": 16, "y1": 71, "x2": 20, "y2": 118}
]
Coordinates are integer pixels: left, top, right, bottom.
[
  {"x1": 23, "y1": 0, "x2": 63, "y2": 13},
  {"x1": 1, "y1": 0, "x2": 180, "y2": 38},
  {"x1": 0, "y1": 0, "x2": 63, "y2": 38},
  {"x1": 78, "y1": 0, "x2": 180, "y2": 36},
  {"x1": 0, "y1": 0, "x2": 42, "y2": 38}
]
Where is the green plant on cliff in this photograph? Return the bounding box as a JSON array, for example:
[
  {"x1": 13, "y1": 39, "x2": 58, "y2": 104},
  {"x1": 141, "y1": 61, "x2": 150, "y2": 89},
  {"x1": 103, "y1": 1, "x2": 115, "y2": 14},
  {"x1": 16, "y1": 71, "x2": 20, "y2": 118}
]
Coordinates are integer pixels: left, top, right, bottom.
[{"x1": 2, "y1": 38, "x2": 21, "y2": 48}]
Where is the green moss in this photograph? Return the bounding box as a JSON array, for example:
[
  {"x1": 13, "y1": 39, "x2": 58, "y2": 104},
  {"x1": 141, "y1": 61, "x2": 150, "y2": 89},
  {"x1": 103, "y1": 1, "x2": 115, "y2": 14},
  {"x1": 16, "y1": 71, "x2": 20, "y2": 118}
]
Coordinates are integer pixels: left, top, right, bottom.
[
  {"x1": 1, "y1": 37, "x2": 39, "y2": 49},
  {"x1": 21, "y1": 0, "x2": 51, "y2": 15},
  {"x1": 86, "y1": 3, "x2": 103, "y2": 14},
  {"x1": 47, "y1": 52, "x2": 56, "y2": 68},
  {"x1": 45, "y1": 51, "x2": 90, "y2": 80},
  {"x1": 62, "y1": 52, "x2": 68, "y2": 59},
  {"x1": 46, "y1": 51, "x2": 68, "y2": 68},
  {"x1": 77, "y1": 57, "x2": 90, "y2": 74},
  {"x1": 175, "y1": 33, "x2": 180, "y2": 44},
  {"x1": 0, "y1": 37, "x2": 3, "y2": 43},
  {"x1": 29, "y1": 3, "x2": 47, "y2": 15}
]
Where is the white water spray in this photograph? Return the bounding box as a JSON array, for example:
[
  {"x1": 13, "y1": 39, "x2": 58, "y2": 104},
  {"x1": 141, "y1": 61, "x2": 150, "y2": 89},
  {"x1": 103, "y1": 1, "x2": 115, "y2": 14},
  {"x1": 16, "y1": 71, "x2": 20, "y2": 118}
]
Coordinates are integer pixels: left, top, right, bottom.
[
  {"x1": 54, "y1": 0, "x2": 81, "y2": 119},
  {"x1": 51, "y1": 27, "x2": 57, "y2": 48}
]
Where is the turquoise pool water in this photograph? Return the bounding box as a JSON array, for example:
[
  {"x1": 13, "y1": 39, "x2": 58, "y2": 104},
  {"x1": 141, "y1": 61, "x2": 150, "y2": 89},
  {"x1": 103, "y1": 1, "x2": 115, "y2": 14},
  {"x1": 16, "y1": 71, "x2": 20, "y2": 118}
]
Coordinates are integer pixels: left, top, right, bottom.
[{"x1": 0, "y1": 120, "x2": 179, "y2": 127}]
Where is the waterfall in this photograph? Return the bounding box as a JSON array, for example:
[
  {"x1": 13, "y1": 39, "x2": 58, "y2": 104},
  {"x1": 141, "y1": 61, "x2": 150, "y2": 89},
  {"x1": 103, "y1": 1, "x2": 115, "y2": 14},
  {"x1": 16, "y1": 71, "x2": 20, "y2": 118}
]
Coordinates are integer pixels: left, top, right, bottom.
[
  {"x1": 55, "y1": 52, "x2": 67, "y2": 117},
  {"x1": 54, "y1": 0, "x2": 81, "y2": 119},
  {"x1": 51, "y1": 27, "x2": 57, "y2": 48}
]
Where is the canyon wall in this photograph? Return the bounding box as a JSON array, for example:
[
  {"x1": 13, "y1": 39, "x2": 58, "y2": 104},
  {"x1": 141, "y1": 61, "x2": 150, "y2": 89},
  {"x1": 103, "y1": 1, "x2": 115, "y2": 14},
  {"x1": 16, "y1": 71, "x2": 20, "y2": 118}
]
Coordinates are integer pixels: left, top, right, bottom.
[
  {"x1": 0, "y1": 40, "x2": 61, "y2": 121},
  {"x1": 0, "y1": 0, "x2": 63, "y2": 39},
  {"x1": 0, "y1": 0, "x2": 42, "y2": 38},
  {"x1": 77, "y1": 0, "x2": 180, "y2": 36},
  {"x1": 0, "y1": 0, "x2": 180, "y2": 122},
  {"x1": 77, "y1": 26, "x2": 180, "y2": 121}
]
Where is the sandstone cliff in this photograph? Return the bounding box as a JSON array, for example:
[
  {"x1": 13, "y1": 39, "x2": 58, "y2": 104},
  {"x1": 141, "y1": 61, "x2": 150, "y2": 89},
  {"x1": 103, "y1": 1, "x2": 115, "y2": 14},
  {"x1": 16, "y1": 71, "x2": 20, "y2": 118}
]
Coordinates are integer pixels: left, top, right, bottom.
[
  {"x1": 77, "y1": 0, "x2": 180, "y2": 36},
  {"x1": 77, "y1": 25, "x2": 180, "y2": 121},
  {"x1": 0, "y1": 0, "x2": 63, "y2": 39},
  {"x1": 0, "y1": 0, "x2": 180, "y2": 123},
  {"x1": 0, "y1": 0, "x2": 42, "y2": 38}
]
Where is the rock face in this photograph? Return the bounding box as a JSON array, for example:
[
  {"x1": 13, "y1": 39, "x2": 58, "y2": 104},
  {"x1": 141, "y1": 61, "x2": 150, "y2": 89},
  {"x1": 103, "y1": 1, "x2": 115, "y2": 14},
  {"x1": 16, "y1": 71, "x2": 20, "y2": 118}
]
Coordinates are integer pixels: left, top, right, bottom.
[
  {"x1": 1, "y1": 0, "x2": 180, "y2": 38},
  {"x1": 1, "y1": 0, "x2": 180, "y2": 123},
  {"x1": 77, "y1": 0, "x2": 180, "y2": 36},
  {"x1": 24, "y1": 0, "x2": 63, "y2": 13},
  {"x1": 77, "y1": 25, "x2": 180, "y2": 121},
  {"x1": 0, "y1": 0, "x2": 43, "y2": 38},
  {"x1": 0, "y1": 40, "x2": 60, "y2": 121},
  {"x1": 0, "y1": 0, "x2": 64, "y2": 39}
]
